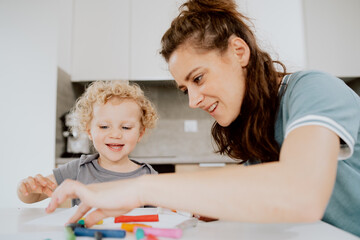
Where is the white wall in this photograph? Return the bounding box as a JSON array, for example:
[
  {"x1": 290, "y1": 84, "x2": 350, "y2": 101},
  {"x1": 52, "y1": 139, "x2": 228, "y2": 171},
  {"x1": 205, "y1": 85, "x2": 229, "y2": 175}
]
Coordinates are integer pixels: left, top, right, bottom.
[
  {"x1": 57, "y1": 0, "x2": 73, "y2": 74},
  {"x1": 0, "y1": 0, "x2": 57, "y2": 207}
]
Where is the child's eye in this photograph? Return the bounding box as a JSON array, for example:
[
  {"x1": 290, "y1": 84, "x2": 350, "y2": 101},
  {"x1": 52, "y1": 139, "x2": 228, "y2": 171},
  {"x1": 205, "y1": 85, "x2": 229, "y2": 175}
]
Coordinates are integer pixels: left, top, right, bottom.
[
  {"x1": 122, "y1": 126, "x2": 131, "y2": 130},
  {"x1": 99, "y1": 125, "x2": 109, "y2": 129}
]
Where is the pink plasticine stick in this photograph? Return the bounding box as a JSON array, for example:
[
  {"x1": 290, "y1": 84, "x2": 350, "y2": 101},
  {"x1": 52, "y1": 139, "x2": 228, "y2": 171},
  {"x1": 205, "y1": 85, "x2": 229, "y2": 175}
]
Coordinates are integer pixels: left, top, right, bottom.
[{"x1": 133, "y1": 227, "x2": 183, "y2": 239}]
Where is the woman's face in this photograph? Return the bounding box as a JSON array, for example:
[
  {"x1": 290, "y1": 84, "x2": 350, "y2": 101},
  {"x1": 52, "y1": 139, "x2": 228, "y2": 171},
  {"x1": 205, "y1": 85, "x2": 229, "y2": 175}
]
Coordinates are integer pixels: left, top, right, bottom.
[{"x1": 168, "y1": 38, "x2": 248, "y2": 127}]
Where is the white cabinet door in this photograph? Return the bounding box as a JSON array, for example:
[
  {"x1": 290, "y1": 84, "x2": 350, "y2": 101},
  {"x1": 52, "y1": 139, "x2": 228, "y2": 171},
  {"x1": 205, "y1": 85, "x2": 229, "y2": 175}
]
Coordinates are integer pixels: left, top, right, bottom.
[
  {"x1": 69, "y1": 0, "x2": 359, "y2": 81},
  {"x1": 303, "y1": 0, "x2": 360, "y2": 77},
  {"x1": 236, "y1": 0, "x2": 307, "y2": 72},
  {"x1": 236, "y1": 0, "x2": 360, "y2": 77},
  {"x1": 130, "y1": 0, "x2": 183, "y2": 80},
  {"x1": 71, "y1": 0, "x2": 130, "y2": 81}
]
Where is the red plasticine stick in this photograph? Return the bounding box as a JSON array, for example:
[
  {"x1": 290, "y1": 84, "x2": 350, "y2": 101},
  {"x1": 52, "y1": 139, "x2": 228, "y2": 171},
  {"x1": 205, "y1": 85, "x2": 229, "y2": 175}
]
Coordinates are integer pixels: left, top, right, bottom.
[{"x1": 114, "y1": 214, "x2": 159, "y2": 223}]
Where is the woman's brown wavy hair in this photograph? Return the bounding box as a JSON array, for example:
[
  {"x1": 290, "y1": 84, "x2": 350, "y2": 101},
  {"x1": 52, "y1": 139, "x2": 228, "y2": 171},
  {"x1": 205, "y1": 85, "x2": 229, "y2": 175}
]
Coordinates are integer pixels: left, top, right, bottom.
[{"x1": 160, "y1": 0, "x2": 286, "y2": 163}]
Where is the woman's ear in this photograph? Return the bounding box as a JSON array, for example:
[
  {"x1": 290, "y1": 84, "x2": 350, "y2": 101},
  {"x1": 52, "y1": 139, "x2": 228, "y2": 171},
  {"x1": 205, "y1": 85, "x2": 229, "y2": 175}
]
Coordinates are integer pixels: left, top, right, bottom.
[{"x1": 229, "y1": 36, "x2": 250, "y2": 67}]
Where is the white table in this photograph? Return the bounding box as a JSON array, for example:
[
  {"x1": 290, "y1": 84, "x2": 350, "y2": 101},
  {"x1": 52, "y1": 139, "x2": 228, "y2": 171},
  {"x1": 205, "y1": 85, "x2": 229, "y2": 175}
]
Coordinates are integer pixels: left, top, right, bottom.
[{"x1": 0, "y1": 208, "x2": 358, "y2": 240}]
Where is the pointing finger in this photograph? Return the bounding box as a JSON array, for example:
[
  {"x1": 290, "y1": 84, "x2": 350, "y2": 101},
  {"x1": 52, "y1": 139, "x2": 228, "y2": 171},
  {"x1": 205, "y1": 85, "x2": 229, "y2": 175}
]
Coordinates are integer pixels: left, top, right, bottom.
[
  {"x1": 68, "y1": 203, "x2": 92, "y2": 225},
  {"x1": 46, "y1": 180, "x2": 86, "y2": 213},
  {"x1": 83, "y1": 209, "x2": 107, "y2": 228}
]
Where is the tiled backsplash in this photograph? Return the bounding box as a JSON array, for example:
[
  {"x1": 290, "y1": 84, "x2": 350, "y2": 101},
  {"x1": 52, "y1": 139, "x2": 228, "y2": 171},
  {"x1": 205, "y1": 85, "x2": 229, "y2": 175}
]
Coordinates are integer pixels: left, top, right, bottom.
[{"x1": 131, "y1": 81, "x2": 219, "y2": 158}]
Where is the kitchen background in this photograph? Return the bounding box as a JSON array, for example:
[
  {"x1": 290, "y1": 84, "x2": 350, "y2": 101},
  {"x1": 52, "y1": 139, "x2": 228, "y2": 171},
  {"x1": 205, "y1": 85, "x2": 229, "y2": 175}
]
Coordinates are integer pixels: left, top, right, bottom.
[
  {"x1": 56, "y1": 76, "x2": 231, "y2": 168},
  {"x1": 1, "y1": 0, "x2": 359, "y2": 208}
]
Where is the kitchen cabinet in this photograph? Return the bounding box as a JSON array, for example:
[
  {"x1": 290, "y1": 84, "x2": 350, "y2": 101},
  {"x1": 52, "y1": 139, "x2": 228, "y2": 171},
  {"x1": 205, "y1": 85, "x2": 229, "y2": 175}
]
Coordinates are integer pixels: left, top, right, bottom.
[
  {"x1": 236, "y1": 0, "x2": 360, "y2": 77},
  {"x1": 71, "y1": 0, "x2": 180, "y2": 82},
  {"x1": 130, "y1": 0, "x2": 180, "y2": 80},
  {"x1": 70, "y1": 0, "x2": 359, "y2": 82},
  {"x1": 236, "y1": 0, "x2": 307, "y2": 72},
  {"x1": 303, "y1": 0, "x2": 360, "y2": 77},
  {"x1": 71, "y1": 0, "x2": 131, "y2": 81}
]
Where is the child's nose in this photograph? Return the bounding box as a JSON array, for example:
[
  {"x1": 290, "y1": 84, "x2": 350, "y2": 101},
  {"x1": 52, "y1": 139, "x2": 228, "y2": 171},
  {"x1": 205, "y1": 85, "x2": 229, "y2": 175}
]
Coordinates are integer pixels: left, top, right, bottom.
[{"x1": 110, "y1": 129, "x2": 122, "y2": 138}]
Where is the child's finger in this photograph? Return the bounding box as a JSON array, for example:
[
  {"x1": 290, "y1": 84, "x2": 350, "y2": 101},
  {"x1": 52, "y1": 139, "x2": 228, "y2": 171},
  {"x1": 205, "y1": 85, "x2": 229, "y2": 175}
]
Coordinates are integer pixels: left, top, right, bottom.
[
  {"x1": 44, "y1": 177, "x2": 57, "y2": 190},
  {"x1": 34, "y1": 175, "x2": 56, "y2": 190},
  {"x1": 43, "y1": 186, "x2": 54, "y2": 197},
  {"x1": 19, "y1": 181, "x2": 29, "y2": 196},
  {"x1": 26, "y1": 177, "x2": 38, "y2": 190},
  {"x1": 29, "y1": 182, "x2": 43, "y2": 194},
  {"x1": 35, "y1": 174, "x2": 47, "y2": 187},
  {"x1": 26, "y1": 181, "x2": 41, "y2": 194}
]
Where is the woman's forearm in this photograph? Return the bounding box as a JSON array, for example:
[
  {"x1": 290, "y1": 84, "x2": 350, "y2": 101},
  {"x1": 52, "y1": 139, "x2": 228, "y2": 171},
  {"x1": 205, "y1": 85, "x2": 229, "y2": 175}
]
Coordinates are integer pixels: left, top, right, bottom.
[
  {"x1": 139, "y1": 126, "x2": 338, "y2": 222},
  {"x1": 139, "y1": 162, "x2": 333, "y2": 222}
]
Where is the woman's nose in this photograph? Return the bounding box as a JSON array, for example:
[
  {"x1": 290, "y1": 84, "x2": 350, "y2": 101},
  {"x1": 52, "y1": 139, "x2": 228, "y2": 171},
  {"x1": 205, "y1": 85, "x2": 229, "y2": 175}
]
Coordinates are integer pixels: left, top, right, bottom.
[{"x1": 188, "y1": 88, "x2": 204, "y2": 109}]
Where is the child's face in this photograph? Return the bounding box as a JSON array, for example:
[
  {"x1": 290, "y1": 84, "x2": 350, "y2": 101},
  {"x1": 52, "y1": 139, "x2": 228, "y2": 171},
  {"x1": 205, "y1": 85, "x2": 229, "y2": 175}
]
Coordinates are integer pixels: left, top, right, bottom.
[{"x1": 87, "y1": 98, "x2": 144, "y2": 165}]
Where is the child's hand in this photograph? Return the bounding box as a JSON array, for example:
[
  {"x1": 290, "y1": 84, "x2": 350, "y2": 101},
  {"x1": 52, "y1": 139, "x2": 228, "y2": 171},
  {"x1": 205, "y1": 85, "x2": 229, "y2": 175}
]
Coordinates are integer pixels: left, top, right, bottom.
[{"x1": 18, "y1": 174, "x2": 57, "y2": 198}]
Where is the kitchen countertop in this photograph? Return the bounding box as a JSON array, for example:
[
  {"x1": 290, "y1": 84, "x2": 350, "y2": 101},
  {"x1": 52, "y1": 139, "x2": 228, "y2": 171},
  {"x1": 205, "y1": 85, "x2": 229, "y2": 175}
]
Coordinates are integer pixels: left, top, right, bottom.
[
  {"x1": 56, "y1": 154, "x2": 238, "y2": 165},
  {"x1": 1, "y1": 208, "x2": 359, "y2": 239}
]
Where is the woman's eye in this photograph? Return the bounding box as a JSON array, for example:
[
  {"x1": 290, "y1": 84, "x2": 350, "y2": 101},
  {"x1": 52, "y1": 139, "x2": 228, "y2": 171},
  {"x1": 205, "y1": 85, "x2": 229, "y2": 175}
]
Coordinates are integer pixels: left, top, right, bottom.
[
  {"x1": 193, "y1": 75, "x2": 203, "y2": 83},
  {"x1": 182, "y1": 89, "x2": 188, "y2": 95}
]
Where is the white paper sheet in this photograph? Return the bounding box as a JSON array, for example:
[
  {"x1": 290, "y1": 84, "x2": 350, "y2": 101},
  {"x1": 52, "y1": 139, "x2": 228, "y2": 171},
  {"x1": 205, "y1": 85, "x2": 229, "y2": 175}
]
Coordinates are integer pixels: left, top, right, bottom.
[{"x1": 26, "y1": 207, "x2": 192, "y2": 229}]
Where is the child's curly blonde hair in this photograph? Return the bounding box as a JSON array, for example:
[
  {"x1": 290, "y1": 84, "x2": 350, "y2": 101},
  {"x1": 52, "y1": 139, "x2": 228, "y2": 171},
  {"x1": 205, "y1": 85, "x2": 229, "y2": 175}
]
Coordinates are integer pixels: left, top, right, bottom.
[{"x1": 71, "y1": 80, "x2": 158, "y2": 133}]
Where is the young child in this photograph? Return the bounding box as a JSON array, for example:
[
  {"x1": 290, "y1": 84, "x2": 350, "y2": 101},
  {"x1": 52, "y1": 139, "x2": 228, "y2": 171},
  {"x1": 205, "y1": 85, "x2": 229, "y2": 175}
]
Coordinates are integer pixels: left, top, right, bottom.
[{"x1": 17, "y1": 80, "x2": 158, "y2": 206}]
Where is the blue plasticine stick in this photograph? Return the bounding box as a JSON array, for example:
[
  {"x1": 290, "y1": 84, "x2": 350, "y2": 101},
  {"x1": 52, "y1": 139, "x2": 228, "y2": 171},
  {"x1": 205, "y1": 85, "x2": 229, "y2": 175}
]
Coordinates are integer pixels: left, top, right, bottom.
[{"x1": 74, "y1": 227, "x2": 126, "y2": 238}]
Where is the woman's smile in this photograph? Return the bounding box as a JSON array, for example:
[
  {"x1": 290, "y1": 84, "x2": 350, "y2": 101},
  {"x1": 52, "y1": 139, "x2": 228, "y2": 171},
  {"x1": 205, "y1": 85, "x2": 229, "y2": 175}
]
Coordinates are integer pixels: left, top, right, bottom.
[{"x1": 208, "y1": 101, "x2": 218, "y2": 113}]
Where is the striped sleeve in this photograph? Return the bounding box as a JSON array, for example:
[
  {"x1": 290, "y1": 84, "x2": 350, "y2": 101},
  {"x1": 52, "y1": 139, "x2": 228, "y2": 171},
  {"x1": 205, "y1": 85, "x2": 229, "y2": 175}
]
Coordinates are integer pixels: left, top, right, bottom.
[
  {"x1": 285, "y1": 114, "x2": 354, "y2": 160},
  {"x1": 283, "y1": 71, "x2": 360, "y2": 161}
]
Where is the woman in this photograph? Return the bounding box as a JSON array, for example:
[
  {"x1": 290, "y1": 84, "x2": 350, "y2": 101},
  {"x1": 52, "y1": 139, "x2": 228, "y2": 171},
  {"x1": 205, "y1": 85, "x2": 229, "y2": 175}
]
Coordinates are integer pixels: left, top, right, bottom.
[{"x1": 46, "y1": 0, "x2": 360, "y2": 236}]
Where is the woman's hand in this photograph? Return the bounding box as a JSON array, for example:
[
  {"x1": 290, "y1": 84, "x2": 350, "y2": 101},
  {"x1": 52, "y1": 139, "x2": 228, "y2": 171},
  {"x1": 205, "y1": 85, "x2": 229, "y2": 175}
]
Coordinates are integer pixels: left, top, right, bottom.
[
  {"x1": 17, "y1": 174, "x2": 57, "y2": 203},
  {"x1": 46, "y1": 178, "x2": 144, "y2": 227}
]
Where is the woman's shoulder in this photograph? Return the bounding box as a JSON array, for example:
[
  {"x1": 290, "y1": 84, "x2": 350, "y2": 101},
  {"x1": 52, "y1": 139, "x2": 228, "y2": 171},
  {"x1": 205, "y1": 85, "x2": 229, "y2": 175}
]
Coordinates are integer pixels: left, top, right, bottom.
[
  {"x1": 290, "y1": 70, "x2": 331, "y2": 77},
  {"x1": 288, "y1": 70, "x2": 341, "y2": 86},
  {"x1": 285, "y1": 70, "x2": 355, "y2": 99}
]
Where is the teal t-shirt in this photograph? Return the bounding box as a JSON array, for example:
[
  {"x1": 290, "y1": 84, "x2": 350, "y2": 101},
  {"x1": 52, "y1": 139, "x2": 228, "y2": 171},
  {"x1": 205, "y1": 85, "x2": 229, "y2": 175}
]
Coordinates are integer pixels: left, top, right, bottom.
[{"x1": 276, "y1": 70, "x2": 360, "y2": 237}]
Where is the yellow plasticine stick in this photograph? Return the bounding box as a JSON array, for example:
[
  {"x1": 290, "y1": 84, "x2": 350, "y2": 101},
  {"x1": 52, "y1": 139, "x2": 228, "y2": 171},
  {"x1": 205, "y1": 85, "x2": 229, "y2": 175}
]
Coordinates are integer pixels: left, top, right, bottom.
[
  {"x1": 121, "y1": 223, "x2": 152, "y2": 232},
  {"x1": 96, "y1": 220, "x2": 103, "y2": 225}
]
